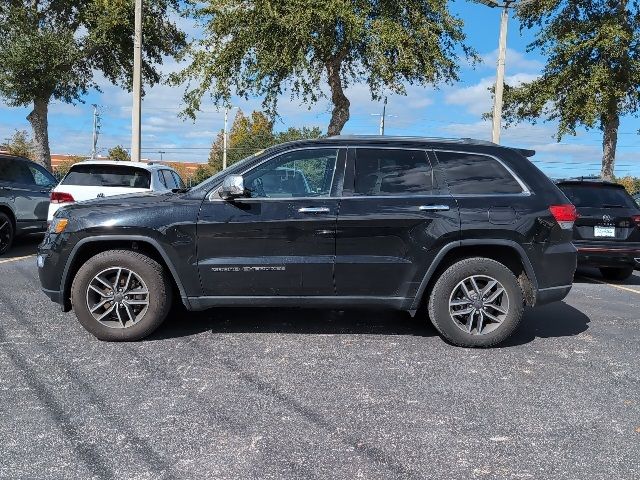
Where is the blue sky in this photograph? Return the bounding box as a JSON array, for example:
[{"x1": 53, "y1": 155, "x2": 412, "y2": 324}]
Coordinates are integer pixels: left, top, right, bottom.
[{"x1": 1, "y1": 1, "x2": 640, "y2": 178}]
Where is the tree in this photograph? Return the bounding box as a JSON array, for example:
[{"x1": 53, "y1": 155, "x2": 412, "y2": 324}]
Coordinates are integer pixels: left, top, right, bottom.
[
  {"x1": 1, "y1": 129, "x2": 34, "y2": 159},
  {"x1": 174, "y1": 0, "x2": 474, "y2": 136},
  {"x1": 192, "y1": 164, "x2": 213, "y2": 185},
  {"x1": 0, "y1": 1, "x2": 187, "y2": 170},
  {"x1": 502, "y1": 0, "x2": 640, "y2": 180},
  {"x1": 108, "y1": 145, "x2": 131, "y2": 162},
  {"x1": 208, "y1": 110, "x2": 322, "y2": 174}
]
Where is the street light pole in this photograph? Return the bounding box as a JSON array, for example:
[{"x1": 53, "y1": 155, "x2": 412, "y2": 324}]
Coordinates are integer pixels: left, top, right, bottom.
[
  {"x1": 131, "y1": 0, "x2": 143, "y2": 162},
  {"x1": 492, "y1": 3, "x2": 510, "y2": 144},
  {"x1": 222, "y1": 107, "x2": 238, "y2": 170},
  {"x1": 475, "y1": 0, "x2": 535, "y2": 144}
]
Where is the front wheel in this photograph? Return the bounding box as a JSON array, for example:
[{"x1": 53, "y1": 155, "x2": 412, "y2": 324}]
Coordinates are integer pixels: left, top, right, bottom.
[
  {"x1": 428, "y1": 257, "x2": 524, "y2": 348},
  {"x1": 71, "y1": 250, "x2": 172, "y2": 341},
  {"x1": 599, "y1": 266, "x2": 634, "y2": 282}
]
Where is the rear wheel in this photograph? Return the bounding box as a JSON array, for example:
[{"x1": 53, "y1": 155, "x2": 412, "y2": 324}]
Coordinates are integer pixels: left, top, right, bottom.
[
  {"x1": 0, "y1": 212, "x2": 14, "y2": 255},
  {"x1": 71, "y1": 250, "x2": 172, "y2": 341},
  {"x1": 599, "y1": 266, "x2": 634, "y2": 282},
  {"x1": 428, "y1": 257, "x2": 524, "y2": 348}
]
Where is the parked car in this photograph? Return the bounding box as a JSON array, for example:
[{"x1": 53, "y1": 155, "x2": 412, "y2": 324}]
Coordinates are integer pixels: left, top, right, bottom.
[
  {"x1": 556, "y1": 178, "x2": 640, "y2": 281},
  {"x1": 38, "y1": 136, "x2": 577, "y2": 347},
  {"x1": 48, "y1": 161, "x2": 186, "y2": 221},
  {"x1": 0, "y1": 153, "x2": 57, "y2": 254}
]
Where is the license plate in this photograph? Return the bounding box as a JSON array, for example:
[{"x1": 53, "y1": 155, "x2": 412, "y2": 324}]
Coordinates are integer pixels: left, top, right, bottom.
[{"x1": 594, "y1": 226, "x2": 615, "y2": 237}]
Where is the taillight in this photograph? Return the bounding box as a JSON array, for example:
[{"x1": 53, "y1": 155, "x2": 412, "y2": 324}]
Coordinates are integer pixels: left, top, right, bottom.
[
  {"x1": 631, "y1": 215, "x2": 640, "y2": 227},
  {"x1": 549, "y1": 204, "x2": 578, "y2": 230},
  {"x1": 50, "y1": 192, "x2": 75, "y2": 204}
]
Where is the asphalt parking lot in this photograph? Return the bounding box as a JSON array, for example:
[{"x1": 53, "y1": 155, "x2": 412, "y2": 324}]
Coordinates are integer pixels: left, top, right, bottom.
[{"x1": 0, "y1": 236, "x2": 638, "y2": 480}]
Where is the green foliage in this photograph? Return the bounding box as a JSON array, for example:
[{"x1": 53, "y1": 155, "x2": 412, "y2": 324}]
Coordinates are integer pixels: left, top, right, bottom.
[
  {"x1": 1, "y1": 129, "x2": 34, "y2": 159},
  {"x1": 0, "y1": 1, "x2": 187, "y2": 169},
  {"x1": 208, "y1": 110, "x2": 322, "y2": 174},
  {"x1": 192, "y1": 164, "x2": 213, "y2": 185},
  {"x1": 54, "y1": 155, "x2": 86, "y2": 180},
  {"x1": 0, "y1": 1, "x2": 187, "y2": 106},
  {"x1": 502, "y1": 0, "x2": 640, "y2": 178},
  {"x1": 173, "y1": 0, "x2": 474, "y2": 135},
  {"x1": 615, "y1": 176, "x2": 640, "y2": 196},
  {"x1": 107, "y1": 145, "x2": 131, "y2": 162}
]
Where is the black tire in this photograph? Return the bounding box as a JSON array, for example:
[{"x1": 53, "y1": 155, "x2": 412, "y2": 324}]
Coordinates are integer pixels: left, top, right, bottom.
[
  {"x1": 71, "y1": 249, "x2": 172, "y2": 341},
  {"x1": 427, "y1": 257, "x2": 524, "y2": 348},
  {"x1": 0, "y1": 212, "x2": 15, "y2": 255},
  {"x1": 599, "y1": 266, "x2": 634, "y2": 282}
]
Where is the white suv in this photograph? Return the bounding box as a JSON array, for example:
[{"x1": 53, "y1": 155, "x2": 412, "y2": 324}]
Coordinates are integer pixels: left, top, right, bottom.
[{"x1": 48, "y1": 161, "x2": 185, "y2": 221}]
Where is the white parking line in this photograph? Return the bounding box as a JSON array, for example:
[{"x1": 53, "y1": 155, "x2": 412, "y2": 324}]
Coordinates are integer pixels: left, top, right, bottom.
[
  {"x1": 0, "y1": 255, "x2": 36, "y2": 265},
  {"x1": 580, "y1": 276, "x2": 640, "y2": 295}
]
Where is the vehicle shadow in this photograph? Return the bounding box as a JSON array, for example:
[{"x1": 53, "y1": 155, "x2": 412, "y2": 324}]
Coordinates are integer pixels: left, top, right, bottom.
[
  {"x1": 149, "y1": 300, "x2": 591, "y2": 348},
  {"x1": 148, "y1": 307, "x2": 437, "y2": 341},
  {"x1": 501, "y1": 301, "x2": 590, "y2": 348},
  {"x1": 0, "y1": 234, "x2": 43, "y2": 260}
]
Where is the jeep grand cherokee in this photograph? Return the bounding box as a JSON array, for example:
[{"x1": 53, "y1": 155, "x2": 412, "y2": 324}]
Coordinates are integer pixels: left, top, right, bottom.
[{"x1": 38, "y1": 136, "x2": 578, "y2": 347}]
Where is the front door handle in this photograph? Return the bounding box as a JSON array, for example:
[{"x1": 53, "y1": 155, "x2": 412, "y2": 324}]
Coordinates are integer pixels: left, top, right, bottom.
[
  {"x1": 298, "y1": 207, "x2": 330, "y2": 214},
  {"x1": 419, "y1": 205, "x2": 451, "y2": 212}
]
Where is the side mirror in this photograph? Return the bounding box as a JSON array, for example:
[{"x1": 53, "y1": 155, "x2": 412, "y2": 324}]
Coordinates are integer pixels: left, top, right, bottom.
[{"x1": 220, "y1": 174, "x2": 247, "y2": 200}]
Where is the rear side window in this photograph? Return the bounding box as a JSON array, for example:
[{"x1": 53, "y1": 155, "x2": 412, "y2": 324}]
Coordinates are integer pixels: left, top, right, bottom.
[
  {"x1": 161, "y1": 170, "x2": 177, "y2": 189},
  {"x1": 172, "y1": 171, "x2": 186, "y2": 189},
  {"x1": 559, "y1": 184, "x2": 637, "y2": 209},
  {"x1": 436, "y1": 151, "x2": 523, "y2": 195},
  {"x1": 0, "y1": 159, "x2": 35, "y2": 185},
  {"x1": 62, "y1": 165, "x2": 151, "y2": 188},
  {"x1": 354, "y1": 148, "x2": 433, "y2": 196}
]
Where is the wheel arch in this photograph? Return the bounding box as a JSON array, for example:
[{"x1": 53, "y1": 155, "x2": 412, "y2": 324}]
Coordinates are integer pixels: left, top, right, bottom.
[
  {"x1": 61, "y1": 236, "x2": 190, "y2": 312},
  {"x1": 0, "y1": 204, "x2": 17, "y2": 229},
  {"x1": 411, "y1": 240, "x2": 538, "y2": 310}
]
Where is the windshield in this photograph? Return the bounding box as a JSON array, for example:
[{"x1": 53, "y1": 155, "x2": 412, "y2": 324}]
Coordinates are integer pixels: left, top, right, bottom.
[
  {"x1": 191, "y1": 149, "x2": 274, "y2": 191},
  {"x1": 559, "y1": 184, "x2": 637, "y2": 209},
  {"x1": 62, "y1": 165, "x2": 151, "y2": 188}
]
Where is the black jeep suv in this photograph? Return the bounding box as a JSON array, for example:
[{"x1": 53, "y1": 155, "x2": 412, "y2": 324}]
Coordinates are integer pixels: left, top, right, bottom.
[
  {"x1": 556, "y1": 178, "x2": 640, "y2": 281},
  {"x1": 38, "y1": 136, "x2": 577, "y2": 347}
]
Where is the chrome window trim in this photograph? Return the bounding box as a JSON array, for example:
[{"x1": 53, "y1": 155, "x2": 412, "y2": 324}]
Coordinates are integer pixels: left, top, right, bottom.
[
  {"x1": 432, "y1": 149, "x2": 532, "y2": 196},
  {"x1": 208, "y1": 146, "x2": 342, "y2": 202}
]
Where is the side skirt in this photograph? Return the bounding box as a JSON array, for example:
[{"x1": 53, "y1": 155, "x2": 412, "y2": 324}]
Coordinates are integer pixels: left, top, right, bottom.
[{"x1": 187, "y1": 296, "x2": 412, "y2": 312}]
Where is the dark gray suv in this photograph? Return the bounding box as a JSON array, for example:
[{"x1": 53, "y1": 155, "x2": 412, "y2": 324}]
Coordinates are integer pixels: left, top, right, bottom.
[{"x1": 0, "y1": 153, "x2": 57, "y2": 254}]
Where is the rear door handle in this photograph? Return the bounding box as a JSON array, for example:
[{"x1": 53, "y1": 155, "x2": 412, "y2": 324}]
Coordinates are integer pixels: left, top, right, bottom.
[
  {"x1": 298, "y1": 207, "x2": 330, "y2": 214},
  {"x1": 419, "y1": 205, "x2": 450, "y2": 212}
]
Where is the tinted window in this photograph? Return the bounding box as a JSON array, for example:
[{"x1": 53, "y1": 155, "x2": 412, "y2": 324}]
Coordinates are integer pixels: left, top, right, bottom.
[
  {"x1": 29, "y1": 165, "x2": 57, "y2": 187},
  {"x1": 244, "y1": 148, "x2": 338, "y2": 198},
  {"x1": 161, "y1": 170, "x2": 177, "y2": 189},
  {"x1": 354, "y1": 148, "x2": 433, "y2": 196},
  {"x1": 171, "y1": 171, "x2": 186, "y2": 189},
  {"x1": 0, "y1": 159, "x2": 36, "y2": 185},
  {"x1": 436, "y1": 152, "x2": 523, "y2": 195},
  {"x1": 559, "y1": 184, "x2": 637, "y2": 209},
  {"x1": 62, "y1": 165, "x2": 151, "y2": 188}
]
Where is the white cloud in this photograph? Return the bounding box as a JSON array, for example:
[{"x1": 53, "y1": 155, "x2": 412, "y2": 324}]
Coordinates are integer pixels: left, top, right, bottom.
[{"x1": 444, "y1": 73, "x2": 539, "y2": 116}]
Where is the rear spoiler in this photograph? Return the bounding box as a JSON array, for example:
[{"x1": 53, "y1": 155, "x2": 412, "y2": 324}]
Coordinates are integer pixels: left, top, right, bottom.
[{"x1": 513, "y1": 148, "x2": 535, "y2": 158}]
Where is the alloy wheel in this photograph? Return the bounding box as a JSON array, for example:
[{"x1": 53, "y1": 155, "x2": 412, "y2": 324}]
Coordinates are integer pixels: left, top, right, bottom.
[
  {"x1": 448, "y1": 275, "x2": 509, "y2": 335},
  {"x1": 86, "y1": 267, "x2": 150, "y2": 329}
]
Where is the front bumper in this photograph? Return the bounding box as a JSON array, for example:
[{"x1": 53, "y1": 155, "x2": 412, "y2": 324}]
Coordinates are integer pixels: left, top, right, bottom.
[{"x1": 575, "y1": 242, "x2": 640, "y2": 268}]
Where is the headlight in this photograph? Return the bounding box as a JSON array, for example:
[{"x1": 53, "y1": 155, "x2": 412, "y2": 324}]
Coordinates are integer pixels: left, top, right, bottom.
[{"x1": 49, "y1": 218, "x2": 69, "y2": 234}]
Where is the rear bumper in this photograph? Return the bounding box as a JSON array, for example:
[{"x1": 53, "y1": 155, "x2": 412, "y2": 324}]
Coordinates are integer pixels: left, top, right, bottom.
[{"x1": 575, "y1": 242, "x2": 640, "y2": 268}]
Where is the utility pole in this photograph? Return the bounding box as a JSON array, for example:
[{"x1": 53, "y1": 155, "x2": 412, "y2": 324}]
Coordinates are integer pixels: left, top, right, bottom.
[
  {"x1": 91, "y1": 104, "x2": 101, "y2": 160},
  {"x1": 371, "y1": 97, "x2": 395, "y2": 136},
  {"x1": 492, "y1": 3, "x2": 510, "y2": 144},
  {"x1": 475, "y1": 0, "x2": 535, "y2": 144},
  {"x1": 131, "y1": 0, "x2": 143, "y2": 162},
  {"x1": 222, "y1": 106, "x2": 238, "y2": 170}
]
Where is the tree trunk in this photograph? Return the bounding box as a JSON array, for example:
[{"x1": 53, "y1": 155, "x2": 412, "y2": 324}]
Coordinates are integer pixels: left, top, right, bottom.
[
  {"x1": 326, "y1": 60, "x2": 350, "y2": 136},
  {"x1": 27, "y1": 97, "x2": 52, "y2": 171},
  {"x1": 600, "y1": 108, "x2": 619, "y2": 181}
]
